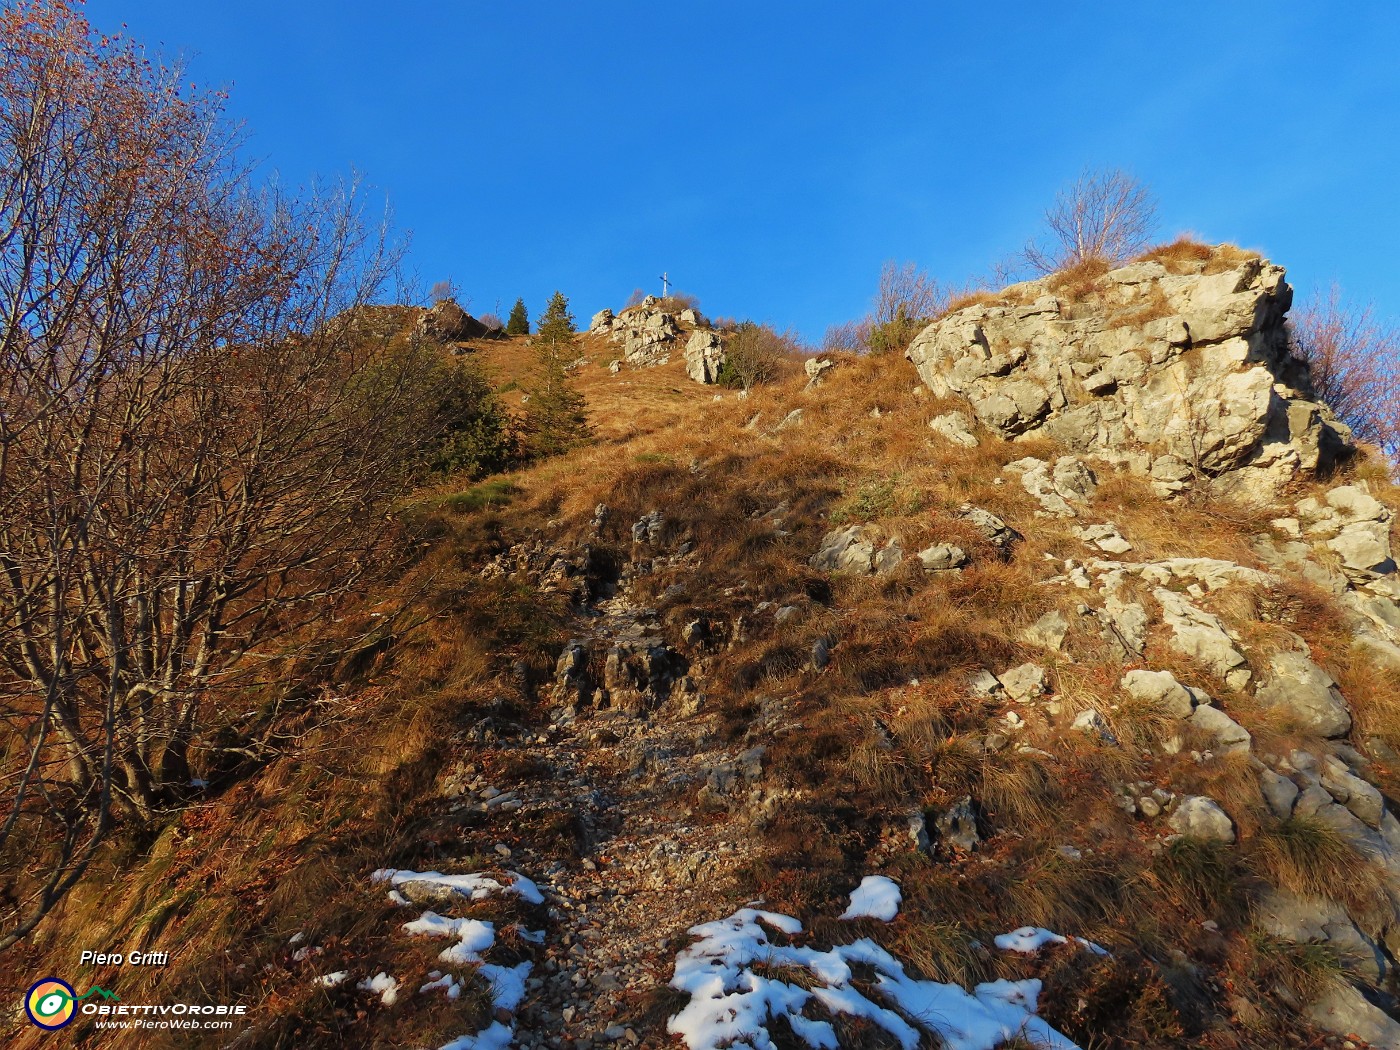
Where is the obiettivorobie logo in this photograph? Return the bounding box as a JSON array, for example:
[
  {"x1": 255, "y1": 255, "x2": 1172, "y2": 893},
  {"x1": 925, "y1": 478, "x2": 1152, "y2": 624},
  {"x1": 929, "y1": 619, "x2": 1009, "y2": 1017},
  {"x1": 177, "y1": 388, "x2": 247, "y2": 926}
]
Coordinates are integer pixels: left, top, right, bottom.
[{"x1": 24, "y1": 978, "x2": 119, "y2": 1030}]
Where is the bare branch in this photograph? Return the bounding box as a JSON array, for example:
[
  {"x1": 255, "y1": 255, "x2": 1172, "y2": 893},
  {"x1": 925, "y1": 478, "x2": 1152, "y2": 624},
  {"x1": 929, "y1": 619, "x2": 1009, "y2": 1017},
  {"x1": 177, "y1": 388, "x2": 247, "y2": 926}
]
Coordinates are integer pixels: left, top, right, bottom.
[{"x1": 1022, "y1": 168, "x2": 1158, "y2": 275}]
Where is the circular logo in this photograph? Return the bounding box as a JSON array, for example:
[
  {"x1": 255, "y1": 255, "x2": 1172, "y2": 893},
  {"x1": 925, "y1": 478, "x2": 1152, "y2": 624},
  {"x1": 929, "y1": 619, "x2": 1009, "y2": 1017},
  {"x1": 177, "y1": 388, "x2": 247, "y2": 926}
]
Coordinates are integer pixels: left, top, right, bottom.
[{"x1": 25, "y1": 978, "x2": 76, "y2": 1029}]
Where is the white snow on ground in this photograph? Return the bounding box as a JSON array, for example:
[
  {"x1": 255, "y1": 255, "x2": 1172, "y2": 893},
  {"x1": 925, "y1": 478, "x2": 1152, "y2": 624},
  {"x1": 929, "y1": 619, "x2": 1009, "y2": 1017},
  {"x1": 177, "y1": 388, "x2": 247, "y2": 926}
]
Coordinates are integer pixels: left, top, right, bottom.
[
  {"x1": 996, "y1": 926, "x2": 1109, "y2": 957},
  {"x1": 668, "y1": 881, "x2": 1093, "y2": 1050},
  {"x1": 479, "y1": 962, "x2": 532, "y2": 1013},
  {"x1": 315, "y1": 971, "x2": 349, "y2": 988},
  {"x1": 357, "y1": 972, "x2": 400, "y2": 1005},
  {"x1": 368, "y1": 869, "x2": 541, "y2": 1050},
  {"x1": 420, "y1": 972, "x2": 463, "y2": 999},
  {"x1": 372, "y1": 868, "x2": 545, "y2": 905},
  {"x1": 404, "y1": 912, "x2": 498, "y2": 964},
  {"x1": 839, "y1": 875, "x2": 902, "y2": 922},
  {"x1": 439, "y1": 1022, "x2": 514, "y2": 1050}
]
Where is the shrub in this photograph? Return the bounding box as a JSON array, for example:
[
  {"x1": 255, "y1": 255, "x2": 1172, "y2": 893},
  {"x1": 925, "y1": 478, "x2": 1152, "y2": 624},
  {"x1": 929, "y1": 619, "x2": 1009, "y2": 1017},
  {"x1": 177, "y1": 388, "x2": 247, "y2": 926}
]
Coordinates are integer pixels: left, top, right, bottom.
[
  {"x1": 868, "y1": 261, "x2": 944, "y2": 354},
  {"x1": 426, "y1": 359, "x2": 519, "y2": 478},
  {"x1": 1289, "y1": 284, "x2": 1400, "y2": 458},
  {"x1": 821, "y1": 318, "x2": 869, "y2": 353},
  {"x1": 716, "y1": 321, "x2": 800, "y2": 390}
]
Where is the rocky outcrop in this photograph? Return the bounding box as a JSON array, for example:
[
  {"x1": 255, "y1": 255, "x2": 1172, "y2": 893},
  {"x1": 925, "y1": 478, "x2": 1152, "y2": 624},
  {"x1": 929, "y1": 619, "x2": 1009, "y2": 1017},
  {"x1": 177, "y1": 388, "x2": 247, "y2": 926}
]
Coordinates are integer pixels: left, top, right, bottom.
[
  {"x1": 809, "y1": 525, "x2": 903, "y2": 576},
  {"x1": 417, "y1": 299, "x2": 489, "y2": 343},
  {"x1": 928, "y1": 410, "x2": 978, "y2": 447},
  {"x1": 1254, "y1": 651, "x2": 1353, "y2": 737},
  {"x1": 1006, "y1": 455, "x2": 1097, "y2": 517},
  {"x1": 1296, "y1": 485, "x2": 1397, "y2": 576},
  {"x1": 906, "y1": 248, "x2": 1353, "y2": 502},
  {"x1": 592, "y1": 296, "x2": 727, "y2": 382}
]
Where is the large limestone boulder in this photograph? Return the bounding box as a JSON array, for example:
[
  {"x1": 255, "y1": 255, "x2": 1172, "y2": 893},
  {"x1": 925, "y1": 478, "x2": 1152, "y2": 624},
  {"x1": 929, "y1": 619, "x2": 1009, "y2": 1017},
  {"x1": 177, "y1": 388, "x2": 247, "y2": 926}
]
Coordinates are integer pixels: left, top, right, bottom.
[
  {"x1": 1153, "y1": 587, "x2": 1251, "y2": 690},
  {"x1": 1307, "y1": 984, "x2": 1400, "y2": 1049},
  {"x1": 1121, "y1": 669, "x2": 1195, "y2": 718},
  {"x1": 905, "y1": 249, "x2": 1352, "y2": 502},
  {"x1": 685, "y1": 329, "x2": 725, "y2": 384},
  {"x1": 1168, "y1": 795, "x2": 1235, "y2": 843}
]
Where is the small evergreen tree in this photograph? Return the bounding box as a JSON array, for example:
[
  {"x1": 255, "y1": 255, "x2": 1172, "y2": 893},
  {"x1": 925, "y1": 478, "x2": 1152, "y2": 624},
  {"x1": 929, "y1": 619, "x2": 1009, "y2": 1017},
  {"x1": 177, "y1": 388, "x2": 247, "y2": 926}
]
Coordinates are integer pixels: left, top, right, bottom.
[
  {"x1": 527, "y1": 291, "x2": 589, "y2": 456},
  {"x1": 505, "y1": 297, "x2": 530, "y2": 336}
]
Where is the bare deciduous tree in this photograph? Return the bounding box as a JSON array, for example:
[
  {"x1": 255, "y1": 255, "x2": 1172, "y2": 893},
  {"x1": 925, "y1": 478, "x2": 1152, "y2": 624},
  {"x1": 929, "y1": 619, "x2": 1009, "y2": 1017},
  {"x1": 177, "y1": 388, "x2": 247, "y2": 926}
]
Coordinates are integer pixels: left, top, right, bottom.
[
  {"x1": 1022, "y1": 168, "x2": 1158, "y2": 275},
  {"x1": 0, "y1": 0, "x2": 429, "y2": 949},
  {"x1": 1290, "y1": 285, "x2": 1400, "y2": 458},
  {"x1": 820, "y1": 318, "x2": 871, "y2": 354},
  {"x1": 821, "y1": 262, "x2": 946, "y2": 357},
  {"x1": 868, "y1": 261, "x2": 946, "y2": 355},
  {"x1": 719, "y1": 322, "x2": 800, "y2": 390}
]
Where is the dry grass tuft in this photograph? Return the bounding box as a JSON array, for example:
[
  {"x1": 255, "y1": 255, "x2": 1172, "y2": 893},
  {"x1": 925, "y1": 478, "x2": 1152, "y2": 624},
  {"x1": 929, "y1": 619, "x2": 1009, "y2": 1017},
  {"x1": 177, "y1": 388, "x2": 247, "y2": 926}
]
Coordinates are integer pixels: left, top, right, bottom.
[
  {"x1": 1045, "y1": 256, "x2": 1113, "y2": 302},
  {"x1": 1136, "y1": 237, "x2": 1261, "y2": 275},
  {"x1": 1249, "y1": 816, "x2": 1389, "y2": 920},
  {"x1": 938, "y1": 289, "x2": 1001, "y2": 318}
]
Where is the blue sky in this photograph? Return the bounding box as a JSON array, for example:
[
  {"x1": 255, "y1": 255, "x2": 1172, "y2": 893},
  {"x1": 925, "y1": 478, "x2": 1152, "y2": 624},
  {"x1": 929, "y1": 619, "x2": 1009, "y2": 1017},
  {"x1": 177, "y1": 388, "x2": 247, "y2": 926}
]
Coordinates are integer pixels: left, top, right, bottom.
[{"x1": 97, "y1": 2, "x2": 1400, "y2": 342}]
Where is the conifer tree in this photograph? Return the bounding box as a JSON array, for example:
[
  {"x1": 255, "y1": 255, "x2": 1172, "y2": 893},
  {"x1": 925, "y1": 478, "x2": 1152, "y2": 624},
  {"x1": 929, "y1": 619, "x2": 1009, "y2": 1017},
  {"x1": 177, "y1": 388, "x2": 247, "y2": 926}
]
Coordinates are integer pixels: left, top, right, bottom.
[
  {"x1": 505, "y1": 297, "x2": 530, "y2": 335},
  {"x1": 527, "y1": 291, "x2": 589, "y2": 455}
]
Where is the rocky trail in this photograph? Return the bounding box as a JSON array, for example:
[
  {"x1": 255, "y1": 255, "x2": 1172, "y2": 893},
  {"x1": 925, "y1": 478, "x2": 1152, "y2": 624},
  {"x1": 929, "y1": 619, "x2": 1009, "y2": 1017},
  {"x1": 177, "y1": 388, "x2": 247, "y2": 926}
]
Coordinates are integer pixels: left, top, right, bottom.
[{"x1": 378, "y1": 521, "x2": 775, "y2": 1049}]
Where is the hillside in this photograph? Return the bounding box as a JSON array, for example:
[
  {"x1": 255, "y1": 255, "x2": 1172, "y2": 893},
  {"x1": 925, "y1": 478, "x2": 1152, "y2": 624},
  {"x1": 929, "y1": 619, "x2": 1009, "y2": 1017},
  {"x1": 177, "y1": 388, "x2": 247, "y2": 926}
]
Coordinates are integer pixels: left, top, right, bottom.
[{"x1": 9, "y1": 245, "x2": 1400, "y2": 1050}]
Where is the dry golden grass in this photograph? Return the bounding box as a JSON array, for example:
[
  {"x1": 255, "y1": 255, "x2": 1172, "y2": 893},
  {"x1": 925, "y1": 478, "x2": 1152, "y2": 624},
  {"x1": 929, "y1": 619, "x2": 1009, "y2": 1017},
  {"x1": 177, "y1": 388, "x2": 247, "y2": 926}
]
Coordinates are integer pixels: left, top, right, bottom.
[
  {"x1": 937, "y1": 289, "x2": 1002, "y2": 317},
  {"x1": 1248, "y1": 817, "x2": 1388, "y2": 920},
  {"x1": 1136, "y1": 237, "x2": 1262, "y2": 275},
  {"x1": 1108, "y1": 284, "x2": 1175, "y2": 329},
  {"x1": 1045, "y1": 256, "x2": 1113, "y2": 301}
]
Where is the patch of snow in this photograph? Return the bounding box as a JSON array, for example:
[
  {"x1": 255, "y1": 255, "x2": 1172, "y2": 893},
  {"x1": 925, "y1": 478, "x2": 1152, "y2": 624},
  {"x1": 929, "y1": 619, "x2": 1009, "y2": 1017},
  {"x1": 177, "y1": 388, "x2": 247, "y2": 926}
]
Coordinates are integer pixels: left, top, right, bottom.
[
  {"x1": 668, "y1": 903, "x2": 1084, "y2": 1050},
  {"x1": 839, "y1": 875, "x2": 902, "y2": 922},
  {"x1": 387, "y1": 889, "x2": 411, "y2": 906},
  {"x1": 995, "y1": 926, "x2": 1108, "y2": 957},
  {"x1": 288, "y1": 932, "x2": 306, "y2": 946},
  {"x1": 403, "y1": 911, "x2": 496, "y2": 965},
  {"x1": 420, "y1": 973, "x2": 462, "y2": 1000},
  {"x1": 479, "y1": 961, "x2": 531, "y2": 1012},
  {"x1": 994, "y1": 927, "x2": 1067, "y2": 953},
  {"x1": 315, "y1": 971, "x2": 349, "y2": 988},
  {"x1": 439, "y1": 1022, "x2": 514, "y2": 1050},
  {"x1": 372, "y1": 868, "x2": 536, "y2": 1050},
  {"x1": 291, "y1": 945, "x2": 322, "y2": 962},
  {"x1": 357, "y1": 971, "x2": 400, "y2": 1005},
  {"x1": 371, "y1": 868, "x2": 544, "y2": 905}
]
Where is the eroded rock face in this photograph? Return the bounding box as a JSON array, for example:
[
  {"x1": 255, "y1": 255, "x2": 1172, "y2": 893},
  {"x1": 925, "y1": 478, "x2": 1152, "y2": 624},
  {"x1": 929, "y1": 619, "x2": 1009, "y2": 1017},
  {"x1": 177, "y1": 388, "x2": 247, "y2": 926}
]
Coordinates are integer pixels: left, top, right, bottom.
[
  {"x1": 905, "y1": 250, "x2": 1352, "y2": 502},
  {"x1": 685, "y1": 330, "x2": 725, "y2": 384}
]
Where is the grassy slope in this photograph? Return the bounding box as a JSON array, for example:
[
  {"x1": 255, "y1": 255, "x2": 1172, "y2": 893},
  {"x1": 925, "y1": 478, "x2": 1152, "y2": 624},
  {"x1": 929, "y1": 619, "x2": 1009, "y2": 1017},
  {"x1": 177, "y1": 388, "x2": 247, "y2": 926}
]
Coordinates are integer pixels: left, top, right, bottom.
[{"x1": 6, "y1": 321, "x2": 1399, "y2": 1049}]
